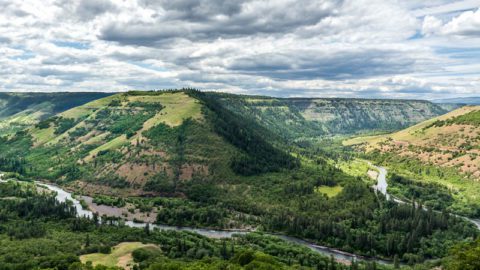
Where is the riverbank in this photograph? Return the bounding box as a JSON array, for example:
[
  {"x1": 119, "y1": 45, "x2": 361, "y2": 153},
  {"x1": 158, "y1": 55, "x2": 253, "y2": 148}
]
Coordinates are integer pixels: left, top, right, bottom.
[
  {"x1": 0, "y1": 173, "x2": 394, "y2": 265},
  {"x1": 369, "y1": 164, "x2": 480, "y2": 230}
]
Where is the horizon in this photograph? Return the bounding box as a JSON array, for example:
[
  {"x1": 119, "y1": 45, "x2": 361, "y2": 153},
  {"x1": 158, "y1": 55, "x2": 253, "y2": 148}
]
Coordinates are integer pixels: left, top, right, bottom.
[
  {"x1": 0, "y1": 1, "x2": 479, "y2": 99},
  {"x1": 1, "y1": 89, "x2": 479, "y2": 102}
]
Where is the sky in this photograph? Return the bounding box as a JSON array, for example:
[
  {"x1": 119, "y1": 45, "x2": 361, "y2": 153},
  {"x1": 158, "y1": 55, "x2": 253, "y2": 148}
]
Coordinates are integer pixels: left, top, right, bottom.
[{"x1": 0, "y1": 0, "x2": 479, "y2": 99}]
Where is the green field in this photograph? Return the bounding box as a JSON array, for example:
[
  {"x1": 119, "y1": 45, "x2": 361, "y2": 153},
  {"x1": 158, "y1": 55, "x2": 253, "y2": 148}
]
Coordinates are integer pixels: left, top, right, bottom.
[
  {"x1": 315, "y1": 185, "x2": 343, "y2": 198},
  {"x1": 80, "y1": 242, "x2": 158, "y2": 269},
  {"x1": 128, "y1": 92, "x2": 202, "y2": 127}
]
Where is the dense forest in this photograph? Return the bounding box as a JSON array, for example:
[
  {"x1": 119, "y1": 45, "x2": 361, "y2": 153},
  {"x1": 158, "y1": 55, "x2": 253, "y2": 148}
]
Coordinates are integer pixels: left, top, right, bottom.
[
  {"x1": 0, "y1": 180, "x2": 399, "y2": 270},
  {"x1": 0, "y1": 90, "x2": 477, "y2": 269}
]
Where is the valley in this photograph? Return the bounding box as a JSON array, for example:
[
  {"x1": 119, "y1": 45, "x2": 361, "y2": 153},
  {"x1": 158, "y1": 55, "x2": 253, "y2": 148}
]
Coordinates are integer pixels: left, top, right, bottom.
[
  {"x1": 0, "y1": 90, "x2": 478, "y2": 270},
  {"x1": 345, "y1": 106, "x2": 480, "y2": 217}
]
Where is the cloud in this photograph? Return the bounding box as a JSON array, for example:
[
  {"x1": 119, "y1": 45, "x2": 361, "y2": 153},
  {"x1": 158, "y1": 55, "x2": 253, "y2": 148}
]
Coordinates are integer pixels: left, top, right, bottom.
[
  {"x1": 99, "y1": 0, "x2": 343, "y2": 45},
  {"x1": 421, "y1": 8, "x2": 480, "y2": 37},
  {"x1": 0, "y1": 0, "x2": 478, "y2": 99},
  {"x1": 442, "y1": 8, "x2": 480, "y2": 36},
  {"x1": 56, "y1": 0, "x2": 117, "y2": 21},
  {"x1": 226, "y1": 48, "x2": 417, "y2": 80},
  {"x1": 422, "y1": 15, "x2": 444, "y2": 36}
]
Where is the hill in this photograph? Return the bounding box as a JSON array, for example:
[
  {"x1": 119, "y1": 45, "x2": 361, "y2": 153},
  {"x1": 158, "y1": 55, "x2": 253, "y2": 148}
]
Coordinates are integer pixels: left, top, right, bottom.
[
  {"x1": 345, "y1": 106, "x2": 480, "y2": 178},
  {"x1": 0, "y1": 92, "x2": 113, "y2": 135},
  {"x1": 0, "y1": 91, "x2": 297, "y2": 195},
  {"x1": 0, "y1": 90, "x2": 476, "y2": 264},
  {"x1": 215, "y1": 93, "x2": 454, "y2": 139},
  {"x1": 345, "y1": 106, "x2": 480, "y2": 216}
]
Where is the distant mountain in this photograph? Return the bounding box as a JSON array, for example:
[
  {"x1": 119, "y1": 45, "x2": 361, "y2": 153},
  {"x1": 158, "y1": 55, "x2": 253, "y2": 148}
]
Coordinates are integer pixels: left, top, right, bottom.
[
  {"x1": 0, "y1": 92, "x2": 113, "y2": 135},
  {"x1": 215, "y1": 93, "x2": 455, "y2": 138},
  {"x1": 432, "y1": 97, "x2": 480, "y2": 105}
]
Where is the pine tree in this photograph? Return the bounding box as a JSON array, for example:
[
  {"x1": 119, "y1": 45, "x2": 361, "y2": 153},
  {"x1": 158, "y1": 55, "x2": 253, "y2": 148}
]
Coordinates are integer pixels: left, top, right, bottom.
[
  {"x1": 394, "y1": 254, "x2": 400, "y2": 269},
  {"x1": 145, "y1": 223, "x2": 150, "y2": 235},
  {"x1": 230, "y1": 241, "x2": 235, "y2": 257},
  {"x1": 85, "y1": 234, "x2": 90, "y2": 247},
  {"x1": 221, "y1": 239, "x2": 228, "y2": 259}
]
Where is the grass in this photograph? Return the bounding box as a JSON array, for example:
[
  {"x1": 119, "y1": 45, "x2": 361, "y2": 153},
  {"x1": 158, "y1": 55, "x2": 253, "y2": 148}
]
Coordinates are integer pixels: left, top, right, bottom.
[
  {"x1": 60, "y1": 95, "x2": 119, "y2": 119},
  {"x1": 315, "y1": 185, "x2": 343, "y2": 198},
  {"x1": 82, "y1": 132, "x2": 109, "y2": 145},
  {"x1": 343, "y1": 106, "x2": 480, "y2": 147},
  {"x1": 31, "y1": 95, "x2": 122, "y2": 146},
  {"x1": 85, "y1": 135, "x2": 128, "y2": 161},
  {"x1": 342, "y1": 134, "x2": 385, "y2": 146},
  {"x1": 31, "y1": 126, "x2": 56, "y2": 146},
  {"x1": 338, "y1": 158, "x2": 373, "y2": 177},
  {"x1": 387, "y1": 163, "x2": 480, "y2": 216},
  {"x1": 129, "y1": 92, "x2": 202, "y2": 127},
  {"x1": 0, "y1": 103, "x2": 53, "y2": 136},
  {"x1": 80, "y1": 242, "x2": 158, "y2": 269}
]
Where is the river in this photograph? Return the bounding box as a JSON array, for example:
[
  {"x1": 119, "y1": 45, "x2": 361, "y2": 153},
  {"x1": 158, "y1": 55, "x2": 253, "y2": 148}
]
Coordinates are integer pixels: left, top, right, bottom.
[
  {"x1": 370, "y1": 165, "x2": 480, "y2": 229},
  {"x1": 4, "y1": 166, "x2": 480, "y2": 264},
  {"x1": 0, "y1": 173, "x2": 392, "y2": 265},
  {"x1": 37, "y1": 181, "x2": 393, "y2": 264}
]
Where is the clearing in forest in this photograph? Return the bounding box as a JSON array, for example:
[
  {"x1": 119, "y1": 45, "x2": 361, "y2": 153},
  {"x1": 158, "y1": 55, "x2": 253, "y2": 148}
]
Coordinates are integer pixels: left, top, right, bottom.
[{"x1": 80, "y1": 242, "x2": 159, "y2": 269}]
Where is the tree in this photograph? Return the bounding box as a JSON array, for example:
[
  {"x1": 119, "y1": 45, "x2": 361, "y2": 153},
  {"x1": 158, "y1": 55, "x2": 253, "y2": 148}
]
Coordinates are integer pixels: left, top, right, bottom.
[
  {"x1": 393, "y1": 254, "x2": 399, "y2": 269},
  {"x1": 145, "y1": 223, "x2": 150, "y2": 236}
]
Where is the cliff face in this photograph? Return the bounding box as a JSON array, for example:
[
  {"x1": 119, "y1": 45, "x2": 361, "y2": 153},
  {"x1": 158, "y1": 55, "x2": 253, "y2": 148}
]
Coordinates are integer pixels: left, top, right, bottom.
[{"x1": 216, "y1": 94, "x2": 454, "y2": 138}]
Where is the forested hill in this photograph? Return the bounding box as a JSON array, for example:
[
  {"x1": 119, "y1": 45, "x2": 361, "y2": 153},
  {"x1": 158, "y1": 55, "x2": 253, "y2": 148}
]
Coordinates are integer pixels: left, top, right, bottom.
[
  {"x1": 0, "y1": 90, "x2": 298, "y2": 195},
  {"x1": 0, "y1": 92, "x2": 113, "y2": 135},
  {"x1": 214, "y1": 93, "x2": 456, "y2": 139},
  {"x1": 346, "y1": 106, "x2": 480, "y2": 179},
  {"x1": 0, "y1": 90, "x2": 477, "y2": 266},
  {"x1": 0, "y1": 91, "x2": 455, "y2": 139},
  {"x1": 345, "y1": 106, "x2": 480, "y2": 217}
]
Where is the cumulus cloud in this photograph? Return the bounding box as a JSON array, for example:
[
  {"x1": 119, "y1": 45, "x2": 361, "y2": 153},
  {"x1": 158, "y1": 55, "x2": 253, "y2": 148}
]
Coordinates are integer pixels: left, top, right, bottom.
[
  {"x1": 0, "y1": 0, "x2": 478, "y2": 99},
  {"x1": 442, "y1": 8, "x2": 480, "y2": 36},
  {"x1": 421, "y1": 8, "x2": 480, "y2": 37}
]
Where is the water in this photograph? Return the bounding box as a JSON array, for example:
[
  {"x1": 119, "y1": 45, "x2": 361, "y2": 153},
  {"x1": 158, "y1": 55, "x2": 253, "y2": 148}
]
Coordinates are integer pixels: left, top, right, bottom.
[
  {"x1": 369, "y1": 165, "x2": 480, "y2": 230},
  {"x1": 35, "y1": 181, "x2": 245, "y2": 238},
  {"x1": 373, "y1": 166, "x2": 389, "y2": 200},
  {"x1": 36, "y1": 182, "x2": 94, "y2": 219},
  {"x1": 0, "y1": 176, "x2": 392, "y2": 264},
  {"x1": 3, "y1": 167, "x2": 480, "y2": 264}
]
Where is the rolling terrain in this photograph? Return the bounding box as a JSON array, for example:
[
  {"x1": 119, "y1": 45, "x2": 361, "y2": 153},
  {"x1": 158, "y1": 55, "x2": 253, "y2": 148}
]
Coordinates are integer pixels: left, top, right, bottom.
[
  {"x1": 345, "y1": 106, "x2": 480, "y2": 216},
  {"x1": 345, "y1": 106, "x2": 480, "y2": 178},
  {"x1": 0, "y1": 90, "x2": 477, "y2": 269},
  {"x1": 0, "y1": 91, "x2": 297, "y2": 196},
  {"x1": 0, "y1": 92, "x2": 113, "y2": 135}
]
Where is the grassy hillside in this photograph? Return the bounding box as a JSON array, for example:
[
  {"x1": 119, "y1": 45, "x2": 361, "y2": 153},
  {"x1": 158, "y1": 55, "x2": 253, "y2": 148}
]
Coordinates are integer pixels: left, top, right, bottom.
[
  {"x1": 214, "y1": 93, "x2": 455, "y2": 139},
  {"x1": 1, "y1": 91, "x2": 296, "y2": 193},
  {"x1": 0, "y1": 90, "x2": 475, "y2": 264},
  {"x1": 345, "y1": 106, "x2": 480, "y2": 178},
  {"x1": 345, "y1": 106, "x2": 480, "y2": 216},
  {"x1": 0, "y1": 92, "x2": 113, "y2": 135}
]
